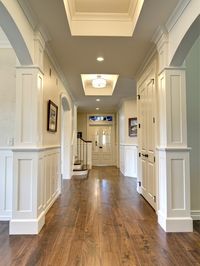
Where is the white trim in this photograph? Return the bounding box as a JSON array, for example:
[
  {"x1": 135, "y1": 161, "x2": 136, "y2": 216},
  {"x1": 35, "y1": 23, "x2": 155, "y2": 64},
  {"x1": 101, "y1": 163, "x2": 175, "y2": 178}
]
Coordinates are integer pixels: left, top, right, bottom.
[
  {"x1": 9, "y1": 211, "x2": 45, "y2": 235},
  {"x1": 7, "y1": 145, "x2": 61, "y2": 152},
  {"x1": 156, "y1": 146, "x2": 191, "y2": 152},
  {"x1": 191, "y1": 210, "x2": 200, "y2": 220},
  {"x1": 0, "y1": 40, "x2": 12, "y2": 48},
  {"x1": 120, "y1": 143, "x2": 138, "y2": 147},
  {"x1": 165, "y1": 0, "x2": 191, "y2": 32},
  {"x1": 158, "y1": 210, "x2": 193, "y2": 232}
]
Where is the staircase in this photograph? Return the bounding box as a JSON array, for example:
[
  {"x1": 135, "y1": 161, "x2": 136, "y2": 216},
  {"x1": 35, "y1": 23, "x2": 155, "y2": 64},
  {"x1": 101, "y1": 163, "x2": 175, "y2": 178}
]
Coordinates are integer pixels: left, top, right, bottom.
[{"x1": 72, "y1": 135, "x2": 92, "y2": 179}]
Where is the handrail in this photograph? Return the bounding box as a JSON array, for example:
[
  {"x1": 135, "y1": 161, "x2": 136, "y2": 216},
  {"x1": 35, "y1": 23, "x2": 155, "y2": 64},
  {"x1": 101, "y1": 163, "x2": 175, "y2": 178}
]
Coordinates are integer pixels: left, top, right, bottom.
[
  {"x1": 78, "y1": 137, "x2": 92, "y2": 143},
  {"x1": 77, "y1": 136, "x2": 92, "y2": 169}
]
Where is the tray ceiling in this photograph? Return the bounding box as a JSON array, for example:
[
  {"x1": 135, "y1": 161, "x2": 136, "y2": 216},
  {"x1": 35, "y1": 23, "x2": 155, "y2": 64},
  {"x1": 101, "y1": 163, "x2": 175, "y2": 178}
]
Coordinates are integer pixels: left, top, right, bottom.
[{"x1": 63, "y1": 0, "x2": 144, "y2": 36}]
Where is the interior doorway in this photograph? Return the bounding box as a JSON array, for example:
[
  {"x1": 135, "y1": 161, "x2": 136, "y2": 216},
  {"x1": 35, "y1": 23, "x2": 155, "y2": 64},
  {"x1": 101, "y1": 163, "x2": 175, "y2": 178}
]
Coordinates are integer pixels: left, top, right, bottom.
[
  {"x1": 60, "y1": 94, "x2": 72, "y2": 179},
  {"x1": 87, "y1": 114, "x2": 115, "y2": 166},
  {"x1": 138, "y1": 68, "x2": 156, "y2": 209}
]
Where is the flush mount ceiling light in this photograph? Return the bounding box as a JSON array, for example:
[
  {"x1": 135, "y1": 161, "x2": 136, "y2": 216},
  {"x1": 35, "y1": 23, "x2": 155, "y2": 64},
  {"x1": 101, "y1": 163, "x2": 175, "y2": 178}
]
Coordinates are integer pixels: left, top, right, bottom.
[
  {"x1": 92, "y1": 76, "x2": 107, "y2": 88},
  {"x1": 96, "y1": 107, "x2": 100, "y2": 110},
  {"x1": 97, "y1": 57, "x2": 104, "y2": 62},
  {"x1": 96, "y1": 98, "x2": 100, "y2": 102}
]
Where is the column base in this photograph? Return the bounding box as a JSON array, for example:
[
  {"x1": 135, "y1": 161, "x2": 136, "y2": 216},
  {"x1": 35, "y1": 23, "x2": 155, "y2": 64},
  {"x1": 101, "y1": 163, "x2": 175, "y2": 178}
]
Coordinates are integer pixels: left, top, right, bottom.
[
  {"x1": 9, "y1": 212, "x2": 45, "y2": 235},
  {"x1": 158, "y1": 211, "x2": 193, "y2": 232}
]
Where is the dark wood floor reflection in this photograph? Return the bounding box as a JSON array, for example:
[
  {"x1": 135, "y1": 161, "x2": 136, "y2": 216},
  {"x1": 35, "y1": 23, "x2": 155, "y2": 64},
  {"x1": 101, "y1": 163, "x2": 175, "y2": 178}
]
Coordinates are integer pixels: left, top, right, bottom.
[{"x1": 0, "y1": 167, "x2": 200, "y2": 266}]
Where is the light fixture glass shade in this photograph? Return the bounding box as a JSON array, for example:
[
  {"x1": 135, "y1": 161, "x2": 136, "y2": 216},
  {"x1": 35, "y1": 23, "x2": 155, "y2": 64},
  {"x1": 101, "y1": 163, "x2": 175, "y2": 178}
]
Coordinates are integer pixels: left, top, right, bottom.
[{"x1": 92, "y1": 77, "x2": 106, "y2": 88}]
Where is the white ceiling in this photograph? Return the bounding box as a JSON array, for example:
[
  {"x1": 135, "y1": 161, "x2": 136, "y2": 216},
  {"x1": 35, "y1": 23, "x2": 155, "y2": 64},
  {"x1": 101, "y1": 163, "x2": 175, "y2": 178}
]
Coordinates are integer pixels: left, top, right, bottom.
[
  {"x1": 21, "y1": 0, "x2": 179, "y2": 112},
  {"x1": 74, "y1": 0, "x2": 131, "y2": 13}
]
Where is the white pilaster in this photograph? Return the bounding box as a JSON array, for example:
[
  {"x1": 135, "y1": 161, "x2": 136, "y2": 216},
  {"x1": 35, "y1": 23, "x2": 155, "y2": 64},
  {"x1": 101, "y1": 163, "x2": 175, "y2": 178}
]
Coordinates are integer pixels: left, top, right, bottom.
[
  {"x1": 10, "y1": 65, "x2": 44, "y2": 234},
  {"x1": 157, "y1": 67, "x2": 193, "y2": 232},
  {"x1": 15, "y1": 66, "x2": 43, "y2": 147}
]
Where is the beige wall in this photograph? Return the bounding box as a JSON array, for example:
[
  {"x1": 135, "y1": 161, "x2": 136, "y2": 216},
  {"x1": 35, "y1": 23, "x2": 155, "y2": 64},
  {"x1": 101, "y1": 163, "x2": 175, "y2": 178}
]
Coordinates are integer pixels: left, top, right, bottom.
[
  {"x1": 42, "y1": 53, "x2": 73, "y2": 146},
  {"x1": 186, "y1": 36, "x2": 200, "y2": 211},
  {"x1": 77, "y1": 112, "x2": 87, "y2": 139},
  {"x1": 119, "y1": 99, "x2": 137, "y2": 145},
  {"x1": 0, "y1": 48, "x2": 16, "y2": 147}
]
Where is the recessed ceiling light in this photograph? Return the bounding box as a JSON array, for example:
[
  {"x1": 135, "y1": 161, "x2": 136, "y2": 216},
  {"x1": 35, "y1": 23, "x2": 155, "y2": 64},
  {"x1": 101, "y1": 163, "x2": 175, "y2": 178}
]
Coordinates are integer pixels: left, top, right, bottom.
[
  {"x1": 96, "y1": 107, "x2": 100, "y2": 110},
  {"x1": 97, "y1": 57, "x2": 104, "y2": 62},
  {"x1": 96, "y1": 99, "x2": 100, "y2": 102}
]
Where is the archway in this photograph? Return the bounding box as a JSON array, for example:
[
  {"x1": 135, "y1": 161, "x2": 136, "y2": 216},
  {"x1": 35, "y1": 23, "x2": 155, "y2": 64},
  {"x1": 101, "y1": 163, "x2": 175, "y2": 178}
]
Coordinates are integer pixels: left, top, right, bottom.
[
  {"x1": 60, "y1": 94, "x2": 72, "y2": 180},
  {"x1": 0, "y1": 2, "x2": 33, "y2": 65},
  {"x1": 0, "y1": 3, "x2": 33, "y2": 222},
  {"x1": 170, "y1": 15, "x2": 200, "y2": 220}
]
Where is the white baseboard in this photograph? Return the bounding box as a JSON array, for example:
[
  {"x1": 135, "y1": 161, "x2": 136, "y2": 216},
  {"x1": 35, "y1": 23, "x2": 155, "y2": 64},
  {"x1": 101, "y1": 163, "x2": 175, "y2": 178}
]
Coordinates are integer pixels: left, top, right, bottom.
[
  {"x1": 158, "y1": 210, "x2": 193, "y2": 232},
  {"x1": 45, "y1": 190, "x2": 60, "y2": 215},
  {"x1": 0, "y1": 215, "x2": 11, "y2": 221},
  {"x1": 9, "y1": 212, "x2": 45, "y2": 235},
  {"x1": 191, "y1": 210, "x2": 200, "y2": 220}
]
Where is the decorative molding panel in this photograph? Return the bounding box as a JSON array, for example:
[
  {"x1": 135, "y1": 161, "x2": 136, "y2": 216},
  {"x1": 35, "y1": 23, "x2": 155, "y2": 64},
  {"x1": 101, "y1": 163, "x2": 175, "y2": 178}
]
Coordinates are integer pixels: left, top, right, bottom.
[
  {"x1": 15, "y1": 67, "x2": 44, "y2": 147},
  {"x1": 157, "y1": 148, "x2": 193, "y2": 232},
  {"x1": 10, "y1": 146, "x2": 61, "y2": 234},
  {"x1": 0, "y1": 150, "x2": 13, "y2": 220},
  {"x1": 158, "y1": 68, "x2": 187, "y2": 147},
  {"x1": 120, "y1": 144, "x2": 138, "y2": 178}
]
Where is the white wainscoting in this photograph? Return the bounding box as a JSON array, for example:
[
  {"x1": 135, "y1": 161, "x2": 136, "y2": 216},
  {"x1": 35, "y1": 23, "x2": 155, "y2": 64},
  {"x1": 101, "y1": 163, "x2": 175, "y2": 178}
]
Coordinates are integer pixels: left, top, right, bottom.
[
  {"x1": 0, "y1": 149, "x2": 13, "y2": 220},
  {"x1": 120, "y1": 144, "x2": 138, "y2": 178},
  {"x1": 0, "y1": 146, "x2": 61, "y2": 234}
]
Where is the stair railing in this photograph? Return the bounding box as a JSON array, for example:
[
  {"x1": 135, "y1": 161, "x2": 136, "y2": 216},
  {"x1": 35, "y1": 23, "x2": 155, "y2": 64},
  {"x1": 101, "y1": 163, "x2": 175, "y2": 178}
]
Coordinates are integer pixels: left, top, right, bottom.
[{"x1": 77, "y1": 135, "x2": 92, "y2": 169}]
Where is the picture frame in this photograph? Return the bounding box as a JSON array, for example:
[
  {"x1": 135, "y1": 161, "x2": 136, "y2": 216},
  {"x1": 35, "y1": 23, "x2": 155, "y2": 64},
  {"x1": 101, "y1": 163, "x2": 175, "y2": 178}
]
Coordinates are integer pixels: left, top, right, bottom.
[
  {"x1": 129, "y1": 117, "x2": 137, "y2": 137},
  {"x1": 47, "y1": 100, "x2": 58, "y2": 132}
]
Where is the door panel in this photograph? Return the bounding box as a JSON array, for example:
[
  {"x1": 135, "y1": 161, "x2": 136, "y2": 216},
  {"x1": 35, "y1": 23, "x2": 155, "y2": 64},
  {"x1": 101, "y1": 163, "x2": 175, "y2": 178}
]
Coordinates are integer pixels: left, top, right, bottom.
[
  {"x1": 88, "y1": 125, "x2": 114, "y2": 166},
  {"x1": 139, "y1": 78, "x2": 156, "y2": 209}
]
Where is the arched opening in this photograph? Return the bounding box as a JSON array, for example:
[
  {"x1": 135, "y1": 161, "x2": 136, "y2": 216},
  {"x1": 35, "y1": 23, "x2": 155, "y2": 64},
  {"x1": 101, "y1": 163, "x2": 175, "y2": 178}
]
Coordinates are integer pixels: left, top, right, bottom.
[
  {"x1": 0, "y1": 4, "x2": 33, "y2": 222},
  {"x1": 0, "y1": 27, "x2": 18, "y2": 220},
  {"x1": 170, "y1": 15, "x2": 200, "y2": 220},
  {"x1": 60, "y1": 94, "x2": 72, "y2": 180},
  {"x1": 0, "y1": 2, "x2": 33, "y2": 65},
  {"x1": 170, "y1": 15, "x2": 200, "y2": 67}
]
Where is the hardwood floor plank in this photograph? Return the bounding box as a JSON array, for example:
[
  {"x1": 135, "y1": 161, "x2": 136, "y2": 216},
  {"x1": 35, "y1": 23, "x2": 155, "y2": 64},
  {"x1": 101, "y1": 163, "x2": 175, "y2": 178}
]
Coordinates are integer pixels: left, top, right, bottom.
[{"x1": 0, "y1": 166, "x2": 200, "y2": 265}]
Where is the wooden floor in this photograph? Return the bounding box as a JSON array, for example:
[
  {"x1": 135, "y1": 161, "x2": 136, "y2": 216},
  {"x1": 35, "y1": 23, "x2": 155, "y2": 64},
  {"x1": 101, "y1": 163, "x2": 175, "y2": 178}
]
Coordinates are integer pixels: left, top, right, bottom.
[{"x1": 0, "y1": 167, "x2": 200, "y2": 266}]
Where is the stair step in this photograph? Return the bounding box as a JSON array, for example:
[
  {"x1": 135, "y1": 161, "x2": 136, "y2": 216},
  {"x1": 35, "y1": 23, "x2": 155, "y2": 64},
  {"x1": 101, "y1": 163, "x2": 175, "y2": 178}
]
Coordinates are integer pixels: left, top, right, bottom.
[
  {"x1": 74, "y1": 160, "x2": 82, "y2": 165},
  {"x1": 73, "y1": 164, "x2": 83, "y2": 170}
]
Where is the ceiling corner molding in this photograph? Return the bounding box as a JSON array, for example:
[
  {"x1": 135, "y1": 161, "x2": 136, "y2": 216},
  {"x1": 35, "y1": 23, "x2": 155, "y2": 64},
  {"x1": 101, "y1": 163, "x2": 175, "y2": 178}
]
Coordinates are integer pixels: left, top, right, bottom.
[
  {"x1": 45, "y1": 45, "x2": 74, "y2": 102},
  {"x1": 135, "y1": 45, "x2": 157, "y2": 80},
  {"x1": 165, "y1": 0, "x2": 191, "y2": 32},
  {"x1": 17, "y1": 0, "x2": 38, "y2": 30}
]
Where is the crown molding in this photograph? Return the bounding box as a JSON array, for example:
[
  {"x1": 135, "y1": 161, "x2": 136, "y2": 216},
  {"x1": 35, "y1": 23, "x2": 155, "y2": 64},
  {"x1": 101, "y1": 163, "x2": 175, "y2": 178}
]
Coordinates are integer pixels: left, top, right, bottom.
[
  {"x1": 45, "y1": 44, "x2": 74, "y2": 102},
  {"x1": 165, "y1": 0, "x2": 191, "y2": 32},
  {"x1": 135, "y1": 45, "x2": 157, "y2": 80},
  {"x1": 17, "y1": 0, "x2": 38, "y2": 30}
]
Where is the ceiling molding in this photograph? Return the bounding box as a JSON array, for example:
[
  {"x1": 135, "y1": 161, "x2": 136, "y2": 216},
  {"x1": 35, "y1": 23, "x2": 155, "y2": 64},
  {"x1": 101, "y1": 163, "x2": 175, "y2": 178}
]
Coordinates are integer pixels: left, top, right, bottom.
[
  {"x1": 45, "y1": 44, "x2": 74, "y2": 102},
  {"x1": 135, "y1": 45, "x2": 157, "y2": 80},
  {"x1": 17, "y1": 0, "x2": 38, "y2": 29},
  {"x1": 165, "y1": 0, "x2": 191, "y2": 32}
]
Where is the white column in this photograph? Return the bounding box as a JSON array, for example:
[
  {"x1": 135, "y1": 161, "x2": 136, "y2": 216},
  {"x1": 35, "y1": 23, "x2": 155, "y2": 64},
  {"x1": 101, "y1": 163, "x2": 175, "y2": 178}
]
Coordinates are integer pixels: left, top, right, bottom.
[
  {"x1": 157, "y1": 66, "x2": 192, "y2": 232},
  {"x1": 10, "y1": 66, "x2": 44, "y2": 234}
]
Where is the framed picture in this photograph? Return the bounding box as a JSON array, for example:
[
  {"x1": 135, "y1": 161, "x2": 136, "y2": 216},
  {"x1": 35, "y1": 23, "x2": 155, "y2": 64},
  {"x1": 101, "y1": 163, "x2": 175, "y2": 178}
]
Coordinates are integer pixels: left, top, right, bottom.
[
  {"x1": 47, "y1": 100, "x2": 58, "y2": 132},
  {"x1": 129, "y1": 117, "x2": 137, "y2": 137}
]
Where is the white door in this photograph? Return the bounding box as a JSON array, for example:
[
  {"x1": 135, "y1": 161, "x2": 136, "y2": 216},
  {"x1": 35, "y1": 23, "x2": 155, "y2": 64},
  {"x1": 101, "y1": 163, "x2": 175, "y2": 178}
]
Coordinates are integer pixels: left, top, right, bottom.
[
  {"x1": 88, "y1": 125, "x2": 115, "y2": 166},
  {"x1": 140, "y1": 78, "x2": 156, "y2": 209}
]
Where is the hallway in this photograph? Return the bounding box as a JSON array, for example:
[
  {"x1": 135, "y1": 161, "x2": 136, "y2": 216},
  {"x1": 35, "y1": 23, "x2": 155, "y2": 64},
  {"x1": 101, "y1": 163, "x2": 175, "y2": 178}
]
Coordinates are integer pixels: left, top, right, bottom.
[{"x1": 0, "y1": 167, "x2": 200, "y2": 266}]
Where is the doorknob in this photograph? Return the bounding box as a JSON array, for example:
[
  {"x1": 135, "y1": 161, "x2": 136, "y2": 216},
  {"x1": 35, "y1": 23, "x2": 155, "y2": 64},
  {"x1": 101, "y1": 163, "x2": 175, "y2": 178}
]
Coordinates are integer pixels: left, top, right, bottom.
[{"x1": 99, "y1": 146, "x2": 103, "y2": 149}]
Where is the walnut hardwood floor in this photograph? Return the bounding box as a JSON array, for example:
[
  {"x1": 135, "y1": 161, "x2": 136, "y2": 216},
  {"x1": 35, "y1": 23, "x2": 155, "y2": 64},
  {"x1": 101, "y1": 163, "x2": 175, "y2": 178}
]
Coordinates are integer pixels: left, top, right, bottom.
[{"x1": 0, "y1": 166, "x2": 200, "y2": 266}]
